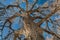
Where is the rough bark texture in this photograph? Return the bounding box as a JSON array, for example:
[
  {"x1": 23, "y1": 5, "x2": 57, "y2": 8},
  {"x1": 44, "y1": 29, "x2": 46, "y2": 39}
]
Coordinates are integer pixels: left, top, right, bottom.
[{"x1": 14, "y1": 15, "x2": 44, "y2": 40}]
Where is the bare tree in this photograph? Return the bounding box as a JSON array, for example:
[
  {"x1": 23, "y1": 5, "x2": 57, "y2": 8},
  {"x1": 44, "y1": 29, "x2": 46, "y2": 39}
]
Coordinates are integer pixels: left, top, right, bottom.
[{"x1": 0, "y1": 0, "x2": 60, "y2": 40}]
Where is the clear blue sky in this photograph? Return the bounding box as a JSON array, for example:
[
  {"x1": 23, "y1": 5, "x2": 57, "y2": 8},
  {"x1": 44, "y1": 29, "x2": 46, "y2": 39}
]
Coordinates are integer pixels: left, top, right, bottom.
[{"x1": 0, "y1": 0, "x2": 55, "y2": 40}]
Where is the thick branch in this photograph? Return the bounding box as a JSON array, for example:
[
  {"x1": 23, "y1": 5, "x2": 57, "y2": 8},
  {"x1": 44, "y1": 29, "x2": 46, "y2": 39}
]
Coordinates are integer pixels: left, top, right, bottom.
[
  {"x1": 14, "y1": 32, "x2": 19, "y2": 40},
  {"x1": 30, "y1": 16, "x2": 43, "y2": 20},
  {"x1": 6, "y1": 5, "x2": 18, "y2": 8},
  {"x1": 0, "y1": 5, "x2": 25, "y2": 12},
  {"x1": 28, "y1": 6, "x2": 49, "y2": 15},
  {"x1": 41, "y1": 28, "x2": 60, "y2": 39},
  {"x1": 37, "y1": 7, "x2": 60, "y2": 26},
  {"x1": 26, "y1": 0, "x2": 28, "y2": 11}
]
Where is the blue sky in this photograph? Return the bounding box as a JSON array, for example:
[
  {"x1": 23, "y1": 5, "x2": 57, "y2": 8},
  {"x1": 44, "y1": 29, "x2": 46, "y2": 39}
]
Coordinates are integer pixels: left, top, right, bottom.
[{"x1": 0, "y1": 0, "x2": 55, "y2": 40}]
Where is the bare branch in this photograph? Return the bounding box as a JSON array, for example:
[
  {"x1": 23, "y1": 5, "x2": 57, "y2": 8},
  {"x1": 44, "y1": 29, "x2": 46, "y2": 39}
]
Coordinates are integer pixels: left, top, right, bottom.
[
  {"x1": 28, "y1": 6, "x2": 49, "y2": 15},
  {"x1": 41, "y1": 28, "x2": 60, "y2": 39},
  {"x1": 30, "y1": 16, "x2": 43, "y2": 20},
  {"x1": 26, "y1": 0, "x2": 28, "y2": 11},
  {"x1": 30, "y1": 0, "x2": 38, "y2": 10},
  {"x1": 6, "y1": 5, "x2": 19, "y2": 8},
  {"x1": 14, "y1": 32, "x2": 19, "y2": 40},
  {"x1": 37, "y1": 7, "x2": 60, "y2": 26}
]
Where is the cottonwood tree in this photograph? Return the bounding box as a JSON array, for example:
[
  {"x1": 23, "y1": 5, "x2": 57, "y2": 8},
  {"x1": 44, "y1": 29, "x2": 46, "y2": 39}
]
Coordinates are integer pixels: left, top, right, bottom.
[{"x1": 0, "y1": 0, "x2": 60, "y2": 40}]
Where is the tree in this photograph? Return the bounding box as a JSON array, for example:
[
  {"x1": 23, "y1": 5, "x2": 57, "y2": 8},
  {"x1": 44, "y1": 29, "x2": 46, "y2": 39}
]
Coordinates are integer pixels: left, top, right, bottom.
[{"x1": 0, "y1": 0, "x2": 60, "y2": 40}]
